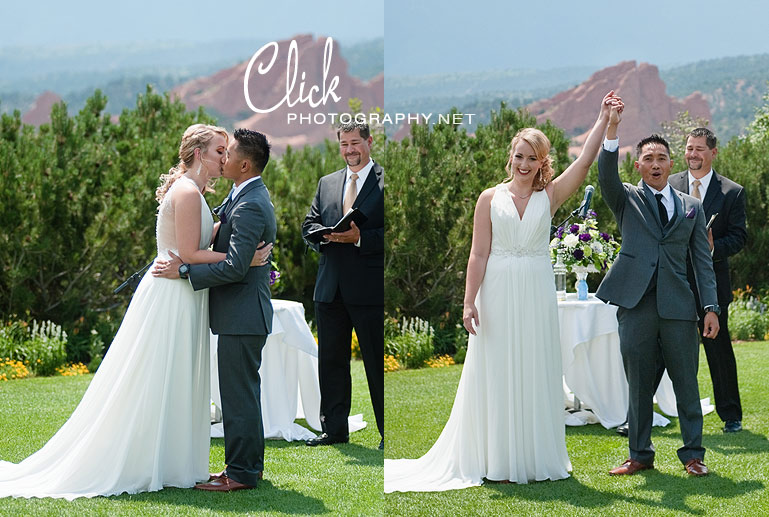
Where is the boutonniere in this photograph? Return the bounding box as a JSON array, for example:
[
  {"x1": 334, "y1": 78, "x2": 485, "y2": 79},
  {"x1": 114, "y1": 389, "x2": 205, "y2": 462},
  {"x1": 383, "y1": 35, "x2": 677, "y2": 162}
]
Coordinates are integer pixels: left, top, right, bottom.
[
  {"x1": 213, "y1": 204, "x2": 228, "y2": 224},
  {"x1": 686, "y1": 207, "x2": 696, "y2": 219}
]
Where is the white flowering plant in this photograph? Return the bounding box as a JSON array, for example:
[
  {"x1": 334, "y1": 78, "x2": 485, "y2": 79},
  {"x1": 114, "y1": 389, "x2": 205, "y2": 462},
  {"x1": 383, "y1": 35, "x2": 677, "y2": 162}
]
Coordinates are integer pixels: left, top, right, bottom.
[{"x1": 549, "y1": 211, "x2": 621, "y2": 272}]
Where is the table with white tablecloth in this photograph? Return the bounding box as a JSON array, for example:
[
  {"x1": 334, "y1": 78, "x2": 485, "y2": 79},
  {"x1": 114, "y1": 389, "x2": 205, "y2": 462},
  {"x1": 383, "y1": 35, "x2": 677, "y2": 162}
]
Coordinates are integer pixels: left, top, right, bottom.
[
  {"x1": 210, "y1": 299, "x2": 366, "y2": 442},
  {"x1": 558, "y1": 293, "x2": 713, "y2": 428}
]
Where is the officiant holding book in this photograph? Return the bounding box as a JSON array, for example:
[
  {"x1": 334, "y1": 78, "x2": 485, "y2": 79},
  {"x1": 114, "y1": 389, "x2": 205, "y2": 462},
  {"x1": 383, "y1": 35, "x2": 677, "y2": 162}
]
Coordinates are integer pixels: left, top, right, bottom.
[{"x1": 301, "y1": 121, "x2": 384, "y2": 450}]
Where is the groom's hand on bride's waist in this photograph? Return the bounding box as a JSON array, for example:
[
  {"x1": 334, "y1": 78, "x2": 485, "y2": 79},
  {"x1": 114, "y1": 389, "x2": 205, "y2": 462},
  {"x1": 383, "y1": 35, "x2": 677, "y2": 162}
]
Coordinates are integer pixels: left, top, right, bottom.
[{"x1": 151, "y1": 251, "x2": 184, "y2": 279}]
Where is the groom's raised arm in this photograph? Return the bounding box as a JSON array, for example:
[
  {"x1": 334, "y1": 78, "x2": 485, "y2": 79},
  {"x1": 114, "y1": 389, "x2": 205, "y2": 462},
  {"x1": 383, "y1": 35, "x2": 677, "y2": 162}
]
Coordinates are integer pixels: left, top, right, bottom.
[{"x1": 598, "y1": 108, "x2": 627, "y2": 220}]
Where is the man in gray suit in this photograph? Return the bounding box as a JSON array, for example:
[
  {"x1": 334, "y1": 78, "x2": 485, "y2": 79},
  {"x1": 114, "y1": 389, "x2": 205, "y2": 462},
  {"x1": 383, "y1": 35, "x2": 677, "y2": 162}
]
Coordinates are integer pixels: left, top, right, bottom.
[
  {"x1": 302, "y1": 121, "x2": 384, "y2": 450},
  {"x1": 596, "y1": 108, "x2": 720, "y2": 477},
  {"x1": 154, "y1": 129, "x2": 276, "y2": 491}
]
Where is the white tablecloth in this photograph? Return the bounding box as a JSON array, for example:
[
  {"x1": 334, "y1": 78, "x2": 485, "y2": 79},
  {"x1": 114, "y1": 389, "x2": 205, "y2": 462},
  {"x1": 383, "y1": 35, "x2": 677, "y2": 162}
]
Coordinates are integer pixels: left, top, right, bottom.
[
  {"x1": 558, "y1": 294, "x2": 712, "y2": 428},
  {"x1": 210, "y1": 299, "x2": 322, "y2": 441}
]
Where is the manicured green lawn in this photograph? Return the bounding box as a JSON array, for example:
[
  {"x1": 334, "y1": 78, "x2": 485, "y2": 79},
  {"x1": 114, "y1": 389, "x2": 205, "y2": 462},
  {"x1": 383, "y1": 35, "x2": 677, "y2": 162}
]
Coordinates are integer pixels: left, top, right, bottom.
[
  {"x1": 0, "y1": 360, "x2": 382, "y2": 516},
  {"x1": 385, "y1": 341, "x2": 769, "y2": 516}
]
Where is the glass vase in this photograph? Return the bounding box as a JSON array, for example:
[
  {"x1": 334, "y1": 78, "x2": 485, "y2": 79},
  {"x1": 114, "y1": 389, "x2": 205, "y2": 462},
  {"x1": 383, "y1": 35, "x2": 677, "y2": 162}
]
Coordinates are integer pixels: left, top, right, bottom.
[{"x1": 574, "y1": 269, "x2": 589, "y2": 301}]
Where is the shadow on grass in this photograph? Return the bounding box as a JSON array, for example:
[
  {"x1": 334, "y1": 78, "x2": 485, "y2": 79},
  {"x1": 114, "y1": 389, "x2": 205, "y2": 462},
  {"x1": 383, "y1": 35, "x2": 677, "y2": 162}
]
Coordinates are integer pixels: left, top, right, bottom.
[
  {"x1": 705, "y1": 429, "x2": 769, "y2": 455},
  {"x1": 483, "y1": 470, "x2": 764, "y2": 515},
  {"x1": 337, "y1": 442, "x2": 383, "y2": 467},
  {"x1": 260, "y1": 433, "x2": 382, "y2": 468},
  {"x1": 115, "y1": 482, "x2": 328, "y2": 515}
]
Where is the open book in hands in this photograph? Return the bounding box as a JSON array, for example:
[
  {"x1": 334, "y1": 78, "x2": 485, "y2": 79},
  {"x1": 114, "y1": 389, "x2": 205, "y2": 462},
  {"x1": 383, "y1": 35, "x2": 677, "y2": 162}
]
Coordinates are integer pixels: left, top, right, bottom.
[{"x1": 305, "y1": 208, "x2": 369, "y2": 244}]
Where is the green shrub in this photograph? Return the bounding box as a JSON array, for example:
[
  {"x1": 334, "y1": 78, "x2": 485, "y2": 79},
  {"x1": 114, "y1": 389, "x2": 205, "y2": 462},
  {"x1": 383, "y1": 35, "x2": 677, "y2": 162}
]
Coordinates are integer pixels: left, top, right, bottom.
[
  {"x1": 384, "y1": 317, "x2": 434, "y2": 369},
  {"x1": 0, "y1": 318, "x2": 68, "y2": 375},
  {"x1": 453, "y1": 345, "x2": 467, "y2": 364},
  {"x1": 729, "y1": 297, "x2": 768, "y2": 340}
]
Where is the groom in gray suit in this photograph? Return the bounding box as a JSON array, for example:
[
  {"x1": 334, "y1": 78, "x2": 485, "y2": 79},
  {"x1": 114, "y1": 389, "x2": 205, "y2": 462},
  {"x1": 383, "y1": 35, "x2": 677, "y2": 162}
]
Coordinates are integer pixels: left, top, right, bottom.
[
  {"x1": 154, "y1": 129, "x2": 276, "y2": 491},
  {"x1": 596, "y1": 109, "x2": 720, "y2": 477}
]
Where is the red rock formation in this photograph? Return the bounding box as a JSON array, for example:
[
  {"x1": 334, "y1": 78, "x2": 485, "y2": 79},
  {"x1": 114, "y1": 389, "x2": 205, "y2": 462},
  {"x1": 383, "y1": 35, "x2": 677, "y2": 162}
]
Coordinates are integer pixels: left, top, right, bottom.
[
  {"x1": 21, "y1": 91, "x2": 62, "y2": 125},
  {"x1": 527, "y1": 61, "x2": 711, "y2": 156},
  {"x1": 173, "y1": 34, "x2": 383, "y2": 153}
]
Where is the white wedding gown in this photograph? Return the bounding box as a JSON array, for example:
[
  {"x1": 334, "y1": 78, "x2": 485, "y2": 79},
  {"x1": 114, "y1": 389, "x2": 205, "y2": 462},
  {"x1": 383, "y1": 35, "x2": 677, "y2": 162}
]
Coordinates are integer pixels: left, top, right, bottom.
[
  {"x1": 385, "y1": 185, "x2": 571, "y2": 492},
  {"x1": 0, "y1": 176, "x2": 213, "y2": 500}
]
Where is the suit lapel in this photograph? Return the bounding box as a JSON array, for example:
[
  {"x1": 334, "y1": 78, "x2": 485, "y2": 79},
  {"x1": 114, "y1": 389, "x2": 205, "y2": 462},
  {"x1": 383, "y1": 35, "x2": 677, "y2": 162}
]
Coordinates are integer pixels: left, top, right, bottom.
[
  {"x1": 330, "y1": 168, "x2": 346, "y2": 218},
  {"x1": 669, "y1": 172, "x2": 688, "y2": 195},
  {"x1": 639, "y1": 181, "x2": 665, "y2": 234},
  {"x1": 227, "y1": 178, "x2": 264, "y2": 218},
  {"x1": 703, "y1": 172, "x2": 721, "y2": 214},
  {"x1": 667, "y1": 190, "x2": 685, "y2": 235},
  {"x1": 353, "y1": 162, "x2": 382, "y2": 209}
]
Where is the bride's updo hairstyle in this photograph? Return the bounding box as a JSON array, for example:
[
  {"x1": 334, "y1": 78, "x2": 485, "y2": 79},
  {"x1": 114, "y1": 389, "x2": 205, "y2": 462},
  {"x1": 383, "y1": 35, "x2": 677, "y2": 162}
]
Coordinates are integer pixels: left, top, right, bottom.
[
  {"x1": 155, "y1": 123, "x2": 228, "y2": 202},
  {"x1": 504, "y1": 128, "x2": 554, "y2": 191}
]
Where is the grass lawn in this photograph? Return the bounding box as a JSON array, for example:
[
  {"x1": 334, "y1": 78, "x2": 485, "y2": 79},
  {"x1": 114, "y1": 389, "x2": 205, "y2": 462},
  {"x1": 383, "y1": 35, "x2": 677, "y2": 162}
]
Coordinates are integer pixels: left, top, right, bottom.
[
  {"x1": 0, "y1": 359, "x2": 382, "y2": 516},
  {"x1": 385, "y1": 341, "x2": 769, "y2": 516}
]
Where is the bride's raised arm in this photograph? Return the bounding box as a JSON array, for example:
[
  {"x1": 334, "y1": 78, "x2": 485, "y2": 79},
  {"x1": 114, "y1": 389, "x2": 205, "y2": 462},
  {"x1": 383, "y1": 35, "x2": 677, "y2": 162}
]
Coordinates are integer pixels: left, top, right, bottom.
[{"x1": 548, "y1": 90, "x2": 622, "y2": 214}]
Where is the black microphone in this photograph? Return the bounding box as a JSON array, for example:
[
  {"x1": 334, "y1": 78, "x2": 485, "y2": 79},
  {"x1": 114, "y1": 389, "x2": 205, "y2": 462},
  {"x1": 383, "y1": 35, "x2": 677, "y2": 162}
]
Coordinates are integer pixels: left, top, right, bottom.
[{"x1": 578, "y1": 185, "x2": 594, "y2": 218}]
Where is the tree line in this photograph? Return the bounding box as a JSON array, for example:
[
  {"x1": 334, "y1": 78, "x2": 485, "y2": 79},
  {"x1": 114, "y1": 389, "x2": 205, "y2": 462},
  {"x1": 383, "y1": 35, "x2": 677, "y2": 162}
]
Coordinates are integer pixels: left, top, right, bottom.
[{"x1": 1, "y1": 87, "x2": 767, "y2": 362}]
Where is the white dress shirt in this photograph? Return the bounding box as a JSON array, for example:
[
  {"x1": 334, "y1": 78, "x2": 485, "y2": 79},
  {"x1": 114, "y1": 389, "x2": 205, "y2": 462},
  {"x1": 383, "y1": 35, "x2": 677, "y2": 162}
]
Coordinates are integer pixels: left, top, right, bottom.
[
  {"x1": 230, "y1": 175, "x2": 263, "y2": 202},
  {"x1": 343, "y1": 159, "x2": 373, "y2": 208},
  {"x1": 687, "y1": 169, "x2": 713, "y2": 200}
]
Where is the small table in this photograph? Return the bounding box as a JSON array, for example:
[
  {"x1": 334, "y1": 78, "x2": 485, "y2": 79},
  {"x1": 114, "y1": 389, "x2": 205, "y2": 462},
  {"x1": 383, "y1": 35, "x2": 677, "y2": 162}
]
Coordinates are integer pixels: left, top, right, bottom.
[
  {"x1": 210, "y1": 299, "x2": 322, "y2": 441},
  {"x1": 557, "y1": 294, "x2": 694, "y2": 428}
]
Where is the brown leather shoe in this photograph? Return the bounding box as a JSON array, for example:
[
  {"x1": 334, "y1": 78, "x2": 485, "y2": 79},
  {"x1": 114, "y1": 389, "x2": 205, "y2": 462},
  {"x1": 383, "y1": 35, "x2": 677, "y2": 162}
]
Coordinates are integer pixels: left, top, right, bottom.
[
  {"x1": 207, "y1": 470, "x2": 262, "y2": 483},
  {"x1": 195, "y1": 474, "x2": 256, "y2": 491},
  {"x1": 609, "y1": 458, "x2": 654, "y2": 475},
  {"x1": 684, "y1": 458, "x2": 709, "y2": 476},
  {"x1": 207, "y1": 470, "x2": 226, "y2": 482}
]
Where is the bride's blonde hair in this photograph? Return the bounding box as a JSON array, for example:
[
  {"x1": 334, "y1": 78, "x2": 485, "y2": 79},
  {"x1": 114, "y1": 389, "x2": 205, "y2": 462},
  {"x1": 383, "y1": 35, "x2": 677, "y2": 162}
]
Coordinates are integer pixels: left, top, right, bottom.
[
  {"x1": 156, "y1": 124, "x2": 228, "y2": 203},
  {"x1": 504, "y1": 128, "x2": 554, "y2": 191}
]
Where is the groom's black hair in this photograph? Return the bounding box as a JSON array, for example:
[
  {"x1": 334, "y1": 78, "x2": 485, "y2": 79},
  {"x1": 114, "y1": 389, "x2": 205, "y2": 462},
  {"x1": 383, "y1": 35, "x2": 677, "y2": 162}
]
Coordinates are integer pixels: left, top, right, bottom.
[
  {"x1": 635, "y1": 134, "x2": 671, "y2": 158},
  {"x1": 233, "y1": 128, "x2": 270, "y2": 173}
]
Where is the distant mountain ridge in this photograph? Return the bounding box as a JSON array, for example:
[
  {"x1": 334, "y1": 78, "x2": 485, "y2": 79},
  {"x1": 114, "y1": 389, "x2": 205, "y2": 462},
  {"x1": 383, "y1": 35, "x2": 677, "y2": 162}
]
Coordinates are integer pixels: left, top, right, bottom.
[
  {"x1": 528, "y1": 61, "x2": 711, "y2": 154},
  {"x1": 0, "y1": 36, "x2": 383, "y2": 117},
  {"x1": 388, "y1": 54, "x2": 769, "y2": 140}
]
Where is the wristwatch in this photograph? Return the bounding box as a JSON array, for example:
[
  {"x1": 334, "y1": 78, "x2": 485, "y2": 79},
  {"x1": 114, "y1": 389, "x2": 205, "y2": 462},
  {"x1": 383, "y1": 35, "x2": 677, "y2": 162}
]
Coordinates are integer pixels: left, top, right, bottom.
[
  {"x1": 178, "y1": 263, "x2": 191, "y2": 280},
  {"x1": 703, "y1": 304, "x2": 721, "y2": 316}
]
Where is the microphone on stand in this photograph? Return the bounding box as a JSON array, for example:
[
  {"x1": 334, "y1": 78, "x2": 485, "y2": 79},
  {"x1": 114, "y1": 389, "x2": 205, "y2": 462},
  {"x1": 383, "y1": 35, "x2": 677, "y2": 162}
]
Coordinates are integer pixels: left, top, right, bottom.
[{"x1": 578, "y1": 185, "x2": 595, "y2": 218}]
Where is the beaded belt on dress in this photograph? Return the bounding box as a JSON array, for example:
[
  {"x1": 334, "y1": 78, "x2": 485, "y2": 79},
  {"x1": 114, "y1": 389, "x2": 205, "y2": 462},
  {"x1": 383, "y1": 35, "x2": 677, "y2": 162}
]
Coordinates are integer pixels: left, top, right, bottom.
[{"x1": 489, "y1": 246, "x2": 549, "y2": 258}]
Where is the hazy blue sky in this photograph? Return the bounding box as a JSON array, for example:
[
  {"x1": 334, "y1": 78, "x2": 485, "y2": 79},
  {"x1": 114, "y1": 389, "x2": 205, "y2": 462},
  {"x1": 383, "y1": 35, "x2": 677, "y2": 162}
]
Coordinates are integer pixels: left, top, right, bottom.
[
  {"x1": 0, "y1": 0, "x2": 384, "y2": 48},
  {"x1": 3, "y1": 0, "x2": 767, "y2": 74},
  {"x1": 386, "y1": 0, "x2": 769, "y2": 74}
]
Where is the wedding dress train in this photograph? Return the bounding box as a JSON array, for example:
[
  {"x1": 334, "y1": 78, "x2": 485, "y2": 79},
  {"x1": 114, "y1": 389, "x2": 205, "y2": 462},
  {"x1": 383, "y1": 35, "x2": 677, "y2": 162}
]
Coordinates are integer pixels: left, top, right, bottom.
[{"x1": 0, "y1": 177, "x2": 213, "y2": 499}]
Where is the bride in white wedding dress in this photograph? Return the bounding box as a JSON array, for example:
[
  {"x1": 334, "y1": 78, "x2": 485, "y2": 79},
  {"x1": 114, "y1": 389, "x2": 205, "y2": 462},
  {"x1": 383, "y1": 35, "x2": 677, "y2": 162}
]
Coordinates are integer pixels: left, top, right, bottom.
[
  {"x1": 385, "y1": 92, "x2": 622, "y2": 492},
  {"x1": 0, "y1": 124, "x2": 269, "y2": 500}
]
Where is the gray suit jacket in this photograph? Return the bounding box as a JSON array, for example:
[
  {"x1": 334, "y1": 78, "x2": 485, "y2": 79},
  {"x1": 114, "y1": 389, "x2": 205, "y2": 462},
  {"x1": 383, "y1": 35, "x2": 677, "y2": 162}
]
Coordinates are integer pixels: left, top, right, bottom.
[
  {"x1": 189, "y1": 177, "x2": 277, "y2": 335},
  {"x1": 595, "y1": 149, "x2": 717, "y2": 320}
]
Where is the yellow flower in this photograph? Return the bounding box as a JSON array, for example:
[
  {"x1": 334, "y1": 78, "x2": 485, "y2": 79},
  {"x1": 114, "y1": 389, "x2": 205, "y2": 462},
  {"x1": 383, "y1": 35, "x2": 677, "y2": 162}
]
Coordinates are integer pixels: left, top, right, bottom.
[
  {"x1": 426, "y1": 355, "x2": 456, "y2": 369},
  {"x1": 384, "y1": 354, "x2": 400, "y2": 372},
  {"x1": 350, "y1": 330, "x2": 362, "y2": 359}
]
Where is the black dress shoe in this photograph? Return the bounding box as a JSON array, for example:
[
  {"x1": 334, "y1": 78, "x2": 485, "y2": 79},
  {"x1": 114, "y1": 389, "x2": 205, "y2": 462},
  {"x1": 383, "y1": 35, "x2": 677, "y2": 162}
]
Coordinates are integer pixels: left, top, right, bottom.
[
  {"x1": 378, "y1": 439, "x2": 384, "y2": 450},
  {"x1": 616, "y1": 420, "x2": 629, "y2": 436},
  {"x1": 723, "y1": 420, "x2": 742, "y2": 433},
  {"x1": 306, "y1": 433, "x2": 349, "y2": 446}
]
